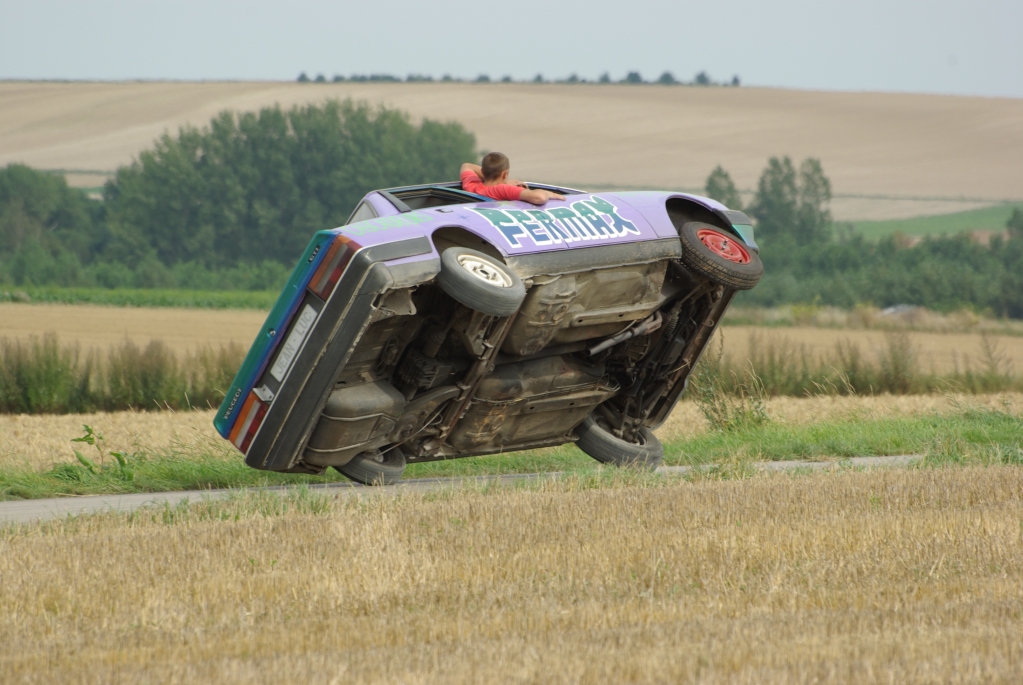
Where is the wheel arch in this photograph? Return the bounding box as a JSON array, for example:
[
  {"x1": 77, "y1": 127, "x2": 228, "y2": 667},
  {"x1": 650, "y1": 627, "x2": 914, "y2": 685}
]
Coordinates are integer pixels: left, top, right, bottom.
[
  {"x1": 665, "y1": 196, "x2": 757, "y2": 251},
  {"x1": 430, "y1": 225, "x2": 508, "y2": 263}
]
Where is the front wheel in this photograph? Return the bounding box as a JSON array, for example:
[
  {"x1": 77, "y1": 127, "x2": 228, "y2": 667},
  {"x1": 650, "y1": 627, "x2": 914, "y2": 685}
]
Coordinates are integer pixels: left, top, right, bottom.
[
  {"x1": 574, "y1": 415, "x2": 663, "y2": 470},
  {"x1": 678, "y1": 221, "x2": 763, "y2": 290}
]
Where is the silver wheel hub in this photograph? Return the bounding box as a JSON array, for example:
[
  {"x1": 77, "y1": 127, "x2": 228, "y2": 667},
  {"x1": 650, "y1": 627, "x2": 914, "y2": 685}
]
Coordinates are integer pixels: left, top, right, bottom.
[{"x1": 457, "y1": 255, "x2": 513, "y2": 288}]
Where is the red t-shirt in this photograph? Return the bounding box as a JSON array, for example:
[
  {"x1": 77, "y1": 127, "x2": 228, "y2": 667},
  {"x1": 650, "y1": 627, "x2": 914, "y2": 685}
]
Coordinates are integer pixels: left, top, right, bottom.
[{"x1": 460, "y1": 170, "x2": 524, "y2": 202}]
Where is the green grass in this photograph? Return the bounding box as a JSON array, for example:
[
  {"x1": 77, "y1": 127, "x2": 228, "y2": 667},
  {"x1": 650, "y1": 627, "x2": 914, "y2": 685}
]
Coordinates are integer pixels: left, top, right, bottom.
[
  {"x1": 4, "y1": 287, "x2": 275, "y2": 309},
  {"x1": 852, "y1": 202, "x2": 1023, "y2": 241},
  {"x1": 2, "y1": 405, "x2": 1019, "y2": 500},
  {"x1": 0, "y1": 441, "x2": 353, "y2": 501},
  {"x1": 667, "y1": 408, "x2": 1022, "y2": 466}
]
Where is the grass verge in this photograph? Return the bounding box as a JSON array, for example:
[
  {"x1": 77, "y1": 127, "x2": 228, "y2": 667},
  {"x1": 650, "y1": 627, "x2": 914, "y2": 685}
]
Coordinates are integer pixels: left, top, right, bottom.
[{"x1": 2, "y1": 402, "x2": 1019, "y2": 500}]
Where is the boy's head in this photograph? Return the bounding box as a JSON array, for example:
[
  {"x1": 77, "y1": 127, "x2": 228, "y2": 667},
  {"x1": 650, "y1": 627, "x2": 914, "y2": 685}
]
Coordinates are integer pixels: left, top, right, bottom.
[{"x1": 481, "y1": 152, "x2": 510, "y2": 182}]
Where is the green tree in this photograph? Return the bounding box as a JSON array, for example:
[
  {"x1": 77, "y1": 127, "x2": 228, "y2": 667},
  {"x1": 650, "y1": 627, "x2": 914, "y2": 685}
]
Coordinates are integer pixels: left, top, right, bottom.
[
  {"x1": 623, "y1": 71, "x2": 643, "y2": 84},
  {"x1": 748, "y1": 156, "x2": 832, "y2": 245},
  {"x1": 795, "y1": 158, "x2": 832, "y2": 243},
  {"x1": 103, "y1": 100, "x2": 476, "y2": 269},
  {"x1": 704, "y1": 166, "x2": 743, "y2": 210},
  {"x1": 657, "y1": 71, "x2": 678, "y2": 85},
  {"x1": 1007, "y1": 207, "x2": 1023, "y2": 239},
  {"x1": 748, "y1": 156, "x2": 798, "y2": 242},
  {"x1": 0, "y1": 164, "x2": 105, "y2": 285}
]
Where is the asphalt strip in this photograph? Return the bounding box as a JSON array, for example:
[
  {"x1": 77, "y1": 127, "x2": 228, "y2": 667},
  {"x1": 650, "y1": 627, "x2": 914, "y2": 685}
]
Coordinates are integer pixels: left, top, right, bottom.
[{"x1": 0, "y1": 455, "x2": 920, "y2": 525}]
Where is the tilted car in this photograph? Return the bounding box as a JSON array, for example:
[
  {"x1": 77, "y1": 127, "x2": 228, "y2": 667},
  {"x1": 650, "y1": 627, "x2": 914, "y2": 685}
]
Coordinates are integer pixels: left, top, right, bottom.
[{"x1": 214, "y1": 182, "x2": 762, "y2": 484}]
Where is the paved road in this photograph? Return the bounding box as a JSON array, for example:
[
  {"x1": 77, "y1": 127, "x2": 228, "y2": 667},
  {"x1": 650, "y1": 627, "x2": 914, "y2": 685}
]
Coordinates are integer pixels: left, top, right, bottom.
[{"x1": 0, "y1": 455, "x2": 920, "y2": 525}]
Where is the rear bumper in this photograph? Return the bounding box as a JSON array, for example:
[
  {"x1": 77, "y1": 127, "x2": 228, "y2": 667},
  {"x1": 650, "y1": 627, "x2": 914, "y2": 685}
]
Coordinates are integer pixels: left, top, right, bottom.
[{"x1": 224, "y1": 236, "x2": 437, "y2": 472}]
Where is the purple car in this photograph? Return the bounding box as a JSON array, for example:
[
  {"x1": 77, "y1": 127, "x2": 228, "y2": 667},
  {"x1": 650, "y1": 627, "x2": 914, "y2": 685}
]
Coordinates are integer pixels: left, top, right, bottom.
[{"x1": 215, "y1": 182, "x2": 762, "y2": 484}]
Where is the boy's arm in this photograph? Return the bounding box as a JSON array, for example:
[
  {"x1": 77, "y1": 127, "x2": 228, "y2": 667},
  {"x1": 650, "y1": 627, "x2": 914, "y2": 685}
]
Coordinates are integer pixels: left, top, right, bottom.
[
  {"x1": 460, "y1": 163, "x2": 483, "y2": 179},
  {"x1": 518, "y1": 188, "x2": 566, "y2": 205}
]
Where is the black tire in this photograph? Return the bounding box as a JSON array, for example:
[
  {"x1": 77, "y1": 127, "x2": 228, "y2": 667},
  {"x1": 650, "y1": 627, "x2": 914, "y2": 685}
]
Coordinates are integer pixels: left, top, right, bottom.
[
  {"x1": 678, "y1": 221, "x2": 763, "y2": 290},
  {"x1": 436, "y1": 247, "x2": 526, "y2": 317},
  {"x1": 574, "y1": 415, "x2": 663, "y2": 470},
  {"x1": 335, "y1": 447, "x2": 406, "y2": 485}
]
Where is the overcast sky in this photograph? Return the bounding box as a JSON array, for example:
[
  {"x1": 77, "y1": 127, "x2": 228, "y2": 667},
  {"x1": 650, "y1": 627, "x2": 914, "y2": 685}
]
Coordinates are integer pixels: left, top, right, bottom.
[{"x1": 2, "y1": 0, "x2": 1020, "y2": 98}]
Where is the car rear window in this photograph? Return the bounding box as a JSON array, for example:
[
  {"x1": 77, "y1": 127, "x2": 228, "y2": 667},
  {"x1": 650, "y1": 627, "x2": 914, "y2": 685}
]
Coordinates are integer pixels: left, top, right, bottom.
[{"x1": 346, "y1": 201, "x2": 378, "y2": 225}]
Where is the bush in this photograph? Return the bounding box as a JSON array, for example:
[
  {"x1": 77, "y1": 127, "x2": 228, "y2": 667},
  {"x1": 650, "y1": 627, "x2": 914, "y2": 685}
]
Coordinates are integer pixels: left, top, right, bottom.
[
  {"x1": 700, "y1": 329, "x2": 1022, "y2": 398},
  {"x1": 0, "y1": 335, "x2": 245, "y2": 413}
]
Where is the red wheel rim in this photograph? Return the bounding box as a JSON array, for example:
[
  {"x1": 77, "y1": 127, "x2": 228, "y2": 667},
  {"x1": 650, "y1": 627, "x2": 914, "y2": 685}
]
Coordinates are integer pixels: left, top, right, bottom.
[{"x1": 696, "y1": 228, "x2": 750, "y2": 264}]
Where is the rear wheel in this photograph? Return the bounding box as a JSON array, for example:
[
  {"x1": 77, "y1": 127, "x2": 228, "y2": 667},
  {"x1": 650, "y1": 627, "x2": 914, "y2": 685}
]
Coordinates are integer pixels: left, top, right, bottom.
[
  {"x1": 678, "y1": 221, "x2": 763, "y2": 290},
  {"x1": 436, "y1": 247, "x2": 526, "y2": 317},
  {"x1": 335, "y1": 447, "x2": 406, "y2": 485},
  {"x1": 574, "y1": 415, "x2": 663, "y2": 470}
]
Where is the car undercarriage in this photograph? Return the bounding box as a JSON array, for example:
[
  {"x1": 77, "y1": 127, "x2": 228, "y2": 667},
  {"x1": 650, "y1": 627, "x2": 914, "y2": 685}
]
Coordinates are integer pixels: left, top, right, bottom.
[
  {"x1": 219, "y1": 188, "x2": 762, "y2": 485},
  {"x1": 299, "y1": 228, "x2": 747, "y2": 480}
]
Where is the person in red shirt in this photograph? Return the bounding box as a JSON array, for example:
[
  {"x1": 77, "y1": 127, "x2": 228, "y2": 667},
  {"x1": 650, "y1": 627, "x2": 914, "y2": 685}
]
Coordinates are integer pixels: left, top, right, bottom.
[{"x1": 460, "y1": 152, "x2": 566, "y2": 205}]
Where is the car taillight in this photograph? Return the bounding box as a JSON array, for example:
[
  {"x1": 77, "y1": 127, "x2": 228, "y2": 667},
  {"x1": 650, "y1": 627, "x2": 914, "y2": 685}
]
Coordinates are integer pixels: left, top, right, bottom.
[
  {"x1": 309, "y1": 236, "x2": 358, "y2": 300},
  {"x1": 228, "y1": 392, "x2": 268, "y2": 453}
]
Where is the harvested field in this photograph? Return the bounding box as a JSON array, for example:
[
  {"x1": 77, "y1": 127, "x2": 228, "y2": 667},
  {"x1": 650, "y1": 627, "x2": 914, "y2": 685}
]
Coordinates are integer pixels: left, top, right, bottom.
[
  {"x1": 1, "y1": 465, "x2": 1021, "y2": 683},
  {"x1": 0, "y1": 409, "x2": 215, "y2": 472},
  {"x1": 0, "y1": 302, "x2": 265, "y2": 355},
  {"x1": 2, "y1": 81, "x2": 1021, "y2": 219},
  {"x1": 4, "y1": 392, "x2": 1019, "y2": 474}
]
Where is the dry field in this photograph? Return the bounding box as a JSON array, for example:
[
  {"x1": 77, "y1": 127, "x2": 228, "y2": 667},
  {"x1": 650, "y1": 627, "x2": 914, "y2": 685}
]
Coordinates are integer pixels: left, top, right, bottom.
[
  {"x1": 4, "y1": 392, "x2": 1020, "y2": 473},
  {"x1": 2, "y1": 81, "x2": 1021, "y2": 219},
  {"x1": 1, "y1": 464, "x2": 1020, "y2": 683},
  {"x1": 4, "y1": 301, "x2": 1022, "y2": 376},
  {"x1": 0, "y1": 302, "x2": 265, "y2": 355}
]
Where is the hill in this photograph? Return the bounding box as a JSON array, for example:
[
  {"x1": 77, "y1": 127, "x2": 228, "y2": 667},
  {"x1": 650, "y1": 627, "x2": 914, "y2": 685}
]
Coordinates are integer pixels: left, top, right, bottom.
[{"x1": 1, "y1": 81, "x2": 1021, "y2": 221}]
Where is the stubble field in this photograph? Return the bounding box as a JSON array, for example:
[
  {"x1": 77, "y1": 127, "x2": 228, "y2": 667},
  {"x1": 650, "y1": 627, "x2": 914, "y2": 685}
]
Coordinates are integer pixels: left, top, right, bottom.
[
  {"x1": 0, "y1": 302, "x2": 264, "y2": 353},
  {"x1": 1, "y1": 464, "x2": 1021, "y2": 683}
]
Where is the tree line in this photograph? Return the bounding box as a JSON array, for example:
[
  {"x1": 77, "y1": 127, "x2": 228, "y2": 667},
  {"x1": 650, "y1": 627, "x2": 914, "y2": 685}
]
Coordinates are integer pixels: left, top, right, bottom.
[{"x1": 298, "y1": 70, "x2": 740, "y2": 86}]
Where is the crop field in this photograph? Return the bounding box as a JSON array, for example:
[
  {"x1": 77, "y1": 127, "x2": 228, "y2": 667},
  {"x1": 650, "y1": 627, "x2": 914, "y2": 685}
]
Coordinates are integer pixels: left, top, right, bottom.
[
  {"x1": 0, "y1": 302, "x2": 265, "y2": 355},
  {"x1": 2, "y1": 81, "x2": 1022, "y2": 221},
  {"x1": 4, "y1": 302, "x2": 1022, "y2": 378},
  {"x1": 2, "y1": 463, "x2": 1021, "y2": 683},
  {"x1": 852, "y1": 202, "x2": 1023, "y2": 241}
]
